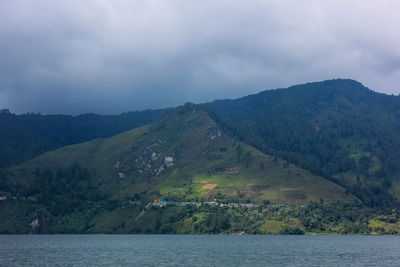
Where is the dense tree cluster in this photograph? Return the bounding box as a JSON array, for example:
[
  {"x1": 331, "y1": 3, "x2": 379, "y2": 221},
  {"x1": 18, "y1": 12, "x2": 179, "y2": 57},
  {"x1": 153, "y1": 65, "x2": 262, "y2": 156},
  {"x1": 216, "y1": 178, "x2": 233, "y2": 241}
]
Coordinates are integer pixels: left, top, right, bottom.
[{"x1": 0, "y1": 163, "x2": 102, "y2": 215}]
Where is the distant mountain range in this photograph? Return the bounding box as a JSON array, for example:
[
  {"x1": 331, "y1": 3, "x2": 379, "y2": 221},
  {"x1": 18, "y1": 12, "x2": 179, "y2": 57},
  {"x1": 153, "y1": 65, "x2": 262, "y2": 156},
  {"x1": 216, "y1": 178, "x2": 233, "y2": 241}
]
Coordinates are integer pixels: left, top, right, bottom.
[{"x1": 1, "y1": 79, "x2": 400, "y2": 234}]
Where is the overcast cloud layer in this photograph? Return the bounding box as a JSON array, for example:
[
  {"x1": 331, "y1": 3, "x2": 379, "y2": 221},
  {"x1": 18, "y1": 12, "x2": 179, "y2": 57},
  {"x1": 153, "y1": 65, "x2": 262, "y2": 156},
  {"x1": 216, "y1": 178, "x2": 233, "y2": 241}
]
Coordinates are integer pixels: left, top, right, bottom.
[{"x1": 0, "y1": 0, "x2": 399, "y2": 114}]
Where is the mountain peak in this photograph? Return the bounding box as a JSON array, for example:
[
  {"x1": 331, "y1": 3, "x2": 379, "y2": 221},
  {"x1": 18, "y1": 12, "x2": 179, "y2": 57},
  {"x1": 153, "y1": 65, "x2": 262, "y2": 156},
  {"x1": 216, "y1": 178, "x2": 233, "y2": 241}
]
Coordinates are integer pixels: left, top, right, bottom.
[
  {"x1": 165, "y1": 102, "x2": 206, "y2": 116},
  {"x1": 286, "y1": 78, "x2": 370, "y2": 94}
]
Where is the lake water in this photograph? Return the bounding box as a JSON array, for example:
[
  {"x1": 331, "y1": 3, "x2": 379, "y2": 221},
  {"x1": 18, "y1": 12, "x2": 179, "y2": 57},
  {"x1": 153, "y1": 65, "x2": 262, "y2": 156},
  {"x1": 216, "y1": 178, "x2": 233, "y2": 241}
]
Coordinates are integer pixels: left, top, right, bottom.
[{"x1": 1, "y1": 235, "x2": 400, "y2": 266}]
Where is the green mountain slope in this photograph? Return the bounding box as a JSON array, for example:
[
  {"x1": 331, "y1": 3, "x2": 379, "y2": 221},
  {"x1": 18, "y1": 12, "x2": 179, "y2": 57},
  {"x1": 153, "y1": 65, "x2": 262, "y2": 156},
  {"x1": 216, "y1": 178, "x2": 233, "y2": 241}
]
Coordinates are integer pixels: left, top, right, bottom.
[
  {"x1": 5, "y1": 104, "x2": 354, "y2": 204},
  {"x1": 0, "y1": 108, "x2": 166, "y2": 168},
  {"x1": 0, "y1": 104, "x2": 358, "y2": 233},
  {"x1": 206, "y1": 79, "x2": 400, "y2": 206}
]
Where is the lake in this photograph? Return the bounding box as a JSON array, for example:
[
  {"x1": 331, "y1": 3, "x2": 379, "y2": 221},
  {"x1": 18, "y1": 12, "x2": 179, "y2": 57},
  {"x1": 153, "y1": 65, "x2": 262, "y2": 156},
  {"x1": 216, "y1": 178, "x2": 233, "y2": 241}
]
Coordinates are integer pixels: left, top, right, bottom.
[{"x1": 1, "y1": 235, "x2": 400, "y2": 266}]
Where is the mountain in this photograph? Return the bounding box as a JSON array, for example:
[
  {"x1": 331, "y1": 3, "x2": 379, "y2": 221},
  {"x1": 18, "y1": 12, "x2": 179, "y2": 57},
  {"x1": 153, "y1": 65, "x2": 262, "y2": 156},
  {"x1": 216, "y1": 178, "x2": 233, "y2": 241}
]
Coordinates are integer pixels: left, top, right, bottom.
[
  {"x1": 206, "y1": 79, "x2": 400, "y2": 206},
  {"x1": 3, "y1": 79, "x2": 400, "y2": 208},
  {"x1": 0, "y1": 104, "x2": 356, "y2": 234},
  {"x1": 4, "y1": 104, "x2": 352, "y2": 203},
  {"x1": 2, "y1": 79, "x2": 400, "y2": 234},
  {"x1": 0, "y1": 109, "x2": 166, "y2": 168}
]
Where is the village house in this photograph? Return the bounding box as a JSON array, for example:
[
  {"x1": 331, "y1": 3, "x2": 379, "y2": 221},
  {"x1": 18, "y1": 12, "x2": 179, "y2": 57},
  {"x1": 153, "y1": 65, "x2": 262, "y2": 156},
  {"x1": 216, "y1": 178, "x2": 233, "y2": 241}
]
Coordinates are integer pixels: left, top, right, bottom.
[
  {"x1": 27, "y1": 196, "x2": 37, "y2": 201},
  {"x1": 128, "y1": 200, "x2": 142, "y2": 205},
  {"x1": 164, "y1": 156, "x2": 174, "y2": 167},
  {"x1": 158, "y1": 200, "x2": 168, "y2": 207}
]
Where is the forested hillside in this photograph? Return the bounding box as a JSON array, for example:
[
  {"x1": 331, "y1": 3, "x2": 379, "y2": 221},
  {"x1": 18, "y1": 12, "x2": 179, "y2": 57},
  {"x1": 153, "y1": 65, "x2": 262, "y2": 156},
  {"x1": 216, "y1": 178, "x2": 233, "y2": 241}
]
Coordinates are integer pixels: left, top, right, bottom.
[
  {"x1": 2, "y1": 79, "x2": 400, "y2": 209},
  {"x1": 207, "y1": 79, "x2": 400, "y2": 206},
  {"x1": 2, "y1": 81, "x2": 400, "y2": 234},
  {"x1": 0, "y1": 109, "x2": 166, "y2": 168},
  {"x1": 0, "y1": 104, "x2": 359, "y2": 233}
]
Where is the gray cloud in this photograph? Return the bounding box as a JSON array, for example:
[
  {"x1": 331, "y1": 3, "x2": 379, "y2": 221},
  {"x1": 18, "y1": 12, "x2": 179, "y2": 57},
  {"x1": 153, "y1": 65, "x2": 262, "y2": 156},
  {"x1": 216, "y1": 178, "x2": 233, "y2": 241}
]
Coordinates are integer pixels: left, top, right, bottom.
[{"x1": 0, "y1": 0, "x2": 399, "y2": 114}]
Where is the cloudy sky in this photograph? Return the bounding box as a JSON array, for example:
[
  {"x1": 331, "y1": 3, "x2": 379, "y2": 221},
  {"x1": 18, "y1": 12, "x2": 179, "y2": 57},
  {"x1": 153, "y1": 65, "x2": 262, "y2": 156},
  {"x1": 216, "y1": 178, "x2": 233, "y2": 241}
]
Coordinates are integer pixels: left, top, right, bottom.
[{"x1": 0, "y1": 0, "x2": 399, "y2": 114}]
